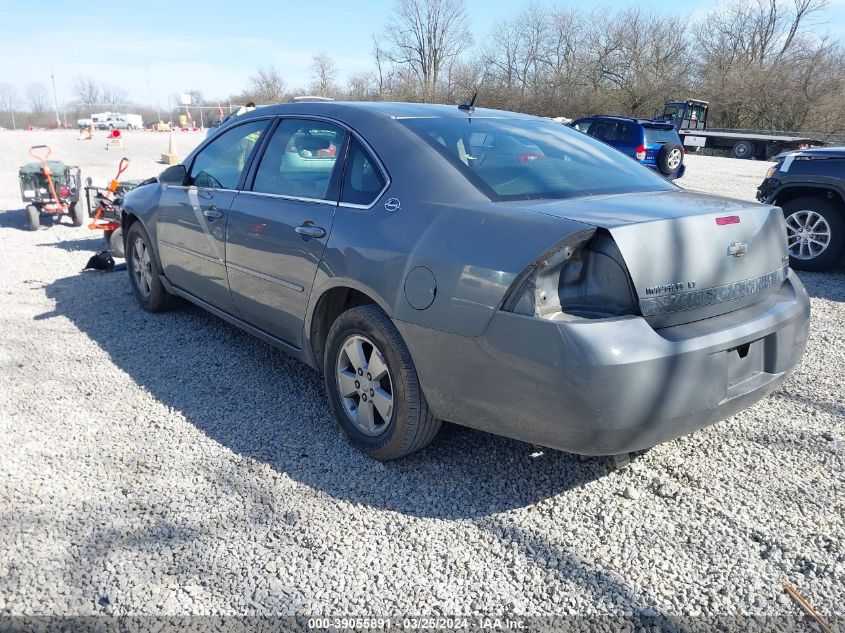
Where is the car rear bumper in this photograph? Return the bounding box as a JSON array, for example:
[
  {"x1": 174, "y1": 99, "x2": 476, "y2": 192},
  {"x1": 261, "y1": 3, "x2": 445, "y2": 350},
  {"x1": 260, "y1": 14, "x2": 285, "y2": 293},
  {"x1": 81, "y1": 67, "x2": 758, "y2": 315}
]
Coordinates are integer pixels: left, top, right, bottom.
[{"x1": 396, "y1": 271, "x2": 810, "y2": 455}]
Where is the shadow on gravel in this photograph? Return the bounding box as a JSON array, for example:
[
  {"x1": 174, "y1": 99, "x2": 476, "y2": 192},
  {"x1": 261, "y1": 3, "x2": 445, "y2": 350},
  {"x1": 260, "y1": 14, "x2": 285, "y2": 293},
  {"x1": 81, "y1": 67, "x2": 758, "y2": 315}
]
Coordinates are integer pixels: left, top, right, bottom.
[
  {"x1": 38, "y1": 236, "x2": 107, "y2": 252},
  {"x1": 0, "y1": 207, "x2": 81, "y2": 231},
  {"x1": 797, "y1": 269, "x2": 845, "y2": 301},
  {"x1": 43, "y1": 271, "x2": 612, "y2": 519}
]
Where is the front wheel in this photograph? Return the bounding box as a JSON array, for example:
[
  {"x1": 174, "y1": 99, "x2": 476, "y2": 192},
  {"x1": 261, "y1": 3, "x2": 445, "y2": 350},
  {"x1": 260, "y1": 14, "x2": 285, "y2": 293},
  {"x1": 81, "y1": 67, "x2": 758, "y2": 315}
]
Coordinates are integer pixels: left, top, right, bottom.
[
  {"x1": 125, "y1": 222, "x2": 177, "y2": 312},
  {"x1": 782, "y1": 196, "x2": 844, "y2": 271},
  {"x1": 25, "y1": 205, "x2": 40, "y2": 231},
  {"x1": 324, "y1": 305, "x2": 441, "y2": 460}
]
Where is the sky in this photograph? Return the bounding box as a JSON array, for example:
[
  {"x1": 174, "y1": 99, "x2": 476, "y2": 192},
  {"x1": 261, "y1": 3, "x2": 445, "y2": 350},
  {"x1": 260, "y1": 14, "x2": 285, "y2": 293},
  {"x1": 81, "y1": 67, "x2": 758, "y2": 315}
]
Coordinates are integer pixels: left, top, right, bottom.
[{"x1": 1, "y1": 0, "x2": 844, "y2": 110}]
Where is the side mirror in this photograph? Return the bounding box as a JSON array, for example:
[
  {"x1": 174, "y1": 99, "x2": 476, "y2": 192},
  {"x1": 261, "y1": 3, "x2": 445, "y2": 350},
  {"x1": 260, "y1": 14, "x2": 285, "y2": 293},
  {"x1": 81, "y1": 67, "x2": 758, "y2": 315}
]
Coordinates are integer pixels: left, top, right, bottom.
[{"x1": 159, "y1": 164, "x2": 188, "y2": 185}]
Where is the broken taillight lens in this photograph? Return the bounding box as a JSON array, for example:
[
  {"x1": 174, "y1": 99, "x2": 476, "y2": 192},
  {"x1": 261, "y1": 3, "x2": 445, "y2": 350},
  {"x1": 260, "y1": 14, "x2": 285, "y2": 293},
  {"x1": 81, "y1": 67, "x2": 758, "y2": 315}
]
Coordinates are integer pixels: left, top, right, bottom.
[{"x1": 501, "y1": 229, "x2": 639, "y2": 320}]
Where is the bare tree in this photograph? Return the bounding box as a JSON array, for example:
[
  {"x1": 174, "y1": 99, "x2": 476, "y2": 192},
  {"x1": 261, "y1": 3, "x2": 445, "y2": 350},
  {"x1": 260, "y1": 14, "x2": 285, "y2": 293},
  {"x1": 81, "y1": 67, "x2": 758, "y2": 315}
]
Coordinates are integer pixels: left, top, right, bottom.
[
  {"x1": 25, "y1": 82, "x2": 48, "y2": 115},
  {"x1": 310, "y1": 53, "x2": 337, "y2": 97},
  {"x1": 384, "y1": 0, "x2": 472, "y2": 100},
  {"x1": 246, "y1": 67, "x2": 287, "y2": 103},
  {"x1": 0, "y1": 83, "x2": 16, "y2": 129},
  {"x1": 101, "y1": 84, "x2": 128, "y2": 109},
  {"x1": 72, "y1": 76, "x2": 100, "y2": 111},
  {"x1": 694, "y1": 0, "x2": 837, "y2": 128},
  {"x1": 346, "y1": 72, "x2": 375, "y2": 100}
]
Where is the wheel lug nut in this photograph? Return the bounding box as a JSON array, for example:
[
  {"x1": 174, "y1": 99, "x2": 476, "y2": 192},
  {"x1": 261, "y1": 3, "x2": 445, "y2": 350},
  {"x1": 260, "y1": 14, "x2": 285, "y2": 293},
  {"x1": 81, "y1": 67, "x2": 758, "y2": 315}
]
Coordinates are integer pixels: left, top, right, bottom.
[
  {"x1": 357, "y1": 368, "x2": 363, "y2": 376},
  {"x1": 370, "y1": 389, "x2": 374, "y2": 397},
  {"x1": 362, "y1": 394, "x2": 368, "y2": 401},
  {"x1": 355, "y1": 380, "x2": 360, "y2": 389}
]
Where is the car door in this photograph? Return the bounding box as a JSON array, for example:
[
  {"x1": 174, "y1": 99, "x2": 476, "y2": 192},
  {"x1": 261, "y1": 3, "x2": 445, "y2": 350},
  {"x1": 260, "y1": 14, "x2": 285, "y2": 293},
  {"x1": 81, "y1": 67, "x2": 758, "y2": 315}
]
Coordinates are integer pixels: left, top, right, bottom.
[
  {"x1": 156, "y1": 119, "x2": 269, "y2": 313},
  {"x1": 225, "y1": 118, "x2": 348, "y2": 348}
]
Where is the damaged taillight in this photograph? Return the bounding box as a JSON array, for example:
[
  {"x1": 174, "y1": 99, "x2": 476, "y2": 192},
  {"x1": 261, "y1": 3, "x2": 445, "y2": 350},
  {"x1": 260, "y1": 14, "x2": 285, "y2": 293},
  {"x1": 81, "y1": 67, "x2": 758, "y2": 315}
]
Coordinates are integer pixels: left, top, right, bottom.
[{"x1": 502, "y1": 229, "x2": 640, "y2": 320}]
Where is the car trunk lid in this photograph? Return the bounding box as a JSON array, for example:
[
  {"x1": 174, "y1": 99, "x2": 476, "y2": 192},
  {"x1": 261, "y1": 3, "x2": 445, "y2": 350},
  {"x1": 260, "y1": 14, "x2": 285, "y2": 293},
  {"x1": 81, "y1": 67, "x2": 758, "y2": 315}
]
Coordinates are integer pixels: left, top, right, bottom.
[{"x1": 511, "y1": 190, "x2": 789, "y2": 327}]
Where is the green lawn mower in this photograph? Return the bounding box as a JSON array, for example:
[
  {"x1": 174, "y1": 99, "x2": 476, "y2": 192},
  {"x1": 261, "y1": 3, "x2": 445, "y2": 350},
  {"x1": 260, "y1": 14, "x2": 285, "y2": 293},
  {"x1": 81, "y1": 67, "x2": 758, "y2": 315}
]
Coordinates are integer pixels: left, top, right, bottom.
[{"x1": 19, "y1": 145, "x2": 84, "y2": 231}]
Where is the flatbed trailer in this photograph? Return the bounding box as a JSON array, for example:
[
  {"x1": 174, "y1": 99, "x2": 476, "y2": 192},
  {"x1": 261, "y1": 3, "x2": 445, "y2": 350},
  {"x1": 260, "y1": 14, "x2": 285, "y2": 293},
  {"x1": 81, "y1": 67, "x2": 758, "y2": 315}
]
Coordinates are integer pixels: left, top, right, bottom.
[{"x1": 661, "y1": 99, "x2": 826, "y2": 160}]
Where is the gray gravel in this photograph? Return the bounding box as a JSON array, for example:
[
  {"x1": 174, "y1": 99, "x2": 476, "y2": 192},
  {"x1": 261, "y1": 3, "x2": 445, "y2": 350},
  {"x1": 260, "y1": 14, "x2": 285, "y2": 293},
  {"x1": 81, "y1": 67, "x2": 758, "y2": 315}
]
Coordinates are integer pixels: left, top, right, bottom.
[{"x1": 0, "y1": 131, "x2": 843, "y2": 622}]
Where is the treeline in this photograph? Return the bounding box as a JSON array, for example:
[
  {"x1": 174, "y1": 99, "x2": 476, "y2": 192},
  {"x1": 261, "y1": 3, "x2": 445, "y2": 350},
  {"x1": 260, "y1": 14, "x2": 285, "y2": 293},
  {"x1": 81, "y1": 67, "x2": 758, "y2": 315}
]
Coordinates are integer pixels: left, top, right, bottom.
[
  {"x1": 240, "y1": 0, "x2": 844, "y2": 135},
  {"x1": 1, "y1": 0, "x2": 842, "y2": 135}
]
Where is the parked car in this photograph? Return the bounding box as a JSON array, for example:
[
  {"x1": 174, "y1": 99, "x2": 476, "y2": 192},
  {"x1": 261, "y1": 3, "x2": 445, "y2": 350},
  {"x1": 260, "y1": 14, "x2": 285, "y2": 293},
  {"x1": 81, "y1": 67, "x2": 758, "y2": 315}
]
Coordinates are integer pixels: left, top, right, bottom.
[
  {"x1": 121, "y1": 102, "x2": 809, "y2": 460},
  {"x1": 757, "y1": 146, "x2": 845, "y2": 271},
  {"x1": 96, "y1": 115, "x2": 139, "y2": 131},
  {"x1": 570, "y1": 115, "x2": 686, "y2": 179}
]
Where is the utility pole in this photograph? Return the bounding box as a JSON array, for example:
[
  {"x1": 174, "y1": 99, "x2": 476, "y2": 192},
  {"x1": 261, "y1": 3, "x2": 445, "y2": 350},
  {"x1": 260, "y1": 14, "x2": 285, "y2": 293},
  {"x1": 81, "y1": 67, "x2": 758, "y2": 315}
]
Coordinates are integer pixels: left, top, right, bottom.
[{"x1": 50, "y1": 74, "x2": 61, "y2": 129}]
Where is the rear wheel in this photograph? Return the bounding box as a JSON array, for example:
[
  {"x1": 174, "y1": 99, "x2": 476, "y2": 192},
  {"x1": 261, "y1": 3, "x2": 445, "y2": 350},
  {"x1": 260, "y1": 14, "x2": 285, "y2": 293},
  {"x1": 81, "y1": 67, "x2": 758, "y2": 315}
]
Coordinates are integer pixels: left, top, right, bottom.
[
  {"x1": 324, "y1": 305, "x2": 441, "y2": 460},
  {"x1": 126, "y1": 221, "x2": 176, "y2": 312},
  {"x1": 25, "y1": 205, "x2": 39, "y2": 231},
  {"x1": 782, "y1": 196, "x2": 844, "y2": 271},
  {"x1": 732, "y1": 140, "x2": 755, "y2": 159}
]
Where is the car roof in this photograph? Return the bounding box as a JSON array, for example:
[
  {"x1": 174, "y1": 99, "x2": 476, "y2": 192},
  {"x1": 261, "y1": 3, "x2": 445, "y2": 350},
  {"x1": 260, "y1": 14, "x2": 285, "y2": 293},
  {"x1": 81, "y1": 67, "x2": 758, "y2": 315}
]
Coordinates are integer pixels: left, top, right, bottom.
[
  {"x1": 575, "y1": 115, "x2": 674, "y2": 128},
  {"x1": 785, "y1": 146, "x2": 845, "y2": 159},
  {"x1": 228, "y1": 101, "x2": 540, "y2": 122}
]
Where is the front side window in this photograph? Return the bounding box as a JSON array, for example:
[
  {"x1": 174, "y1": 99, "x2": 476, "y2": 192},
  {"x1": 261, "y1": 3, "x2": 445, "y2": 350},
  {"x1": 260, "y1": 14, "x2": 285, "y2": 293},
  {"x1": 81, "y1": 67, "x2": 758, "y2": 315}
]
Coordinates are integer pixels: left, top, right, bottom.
[
  {"x1": 400, "y1": 116, "x2": 676, "y2": 201},
  {"x1": 252, "y1": 119, "x2": 346, "y2": 200},
  {"x1": 190, "y1": 120, "x2": 268, "y2": 189},
  {"x1": 341, "y1": 138, "x2": 386, "y2": 206}
]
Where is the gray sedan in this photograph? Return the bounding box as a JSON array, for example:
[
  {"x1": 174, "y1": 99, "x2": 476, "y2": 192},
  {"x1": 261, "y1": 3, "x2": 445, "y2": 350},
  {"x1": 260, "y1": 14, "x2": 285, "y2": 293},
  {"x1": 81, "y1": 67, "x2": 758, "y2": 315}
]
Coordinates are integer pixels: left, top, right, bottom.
[{"x1": 121, "y1": 102, "x2": 810, "y2": 460}]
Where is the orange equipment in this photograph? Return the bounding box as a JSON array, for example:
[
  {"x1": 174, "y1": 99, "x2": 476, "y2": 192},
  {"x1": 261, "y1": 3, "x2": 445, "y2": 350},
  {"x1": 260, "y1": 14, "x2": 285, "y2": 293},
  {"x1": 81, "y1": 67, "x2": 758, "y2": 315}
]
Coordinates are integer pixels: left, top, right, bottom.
[{"x1": 88, "y1": 157, "x2": 130, "y2": 233}]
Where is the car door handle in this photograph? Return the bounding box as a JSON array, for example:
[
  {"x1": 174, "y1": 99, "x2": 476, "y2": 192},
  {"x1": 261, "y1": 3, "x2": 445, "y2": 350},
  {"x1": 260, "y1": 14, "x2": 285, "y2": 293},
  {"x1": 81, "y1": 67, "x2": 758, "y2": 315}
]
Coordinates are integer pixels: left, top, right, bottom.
[
  {"x1": 203, "y1": 206, "x2": 223, "y2": 220},
  {"x1": 295, "y1": 224, "x2": 326, "y2": 239}
]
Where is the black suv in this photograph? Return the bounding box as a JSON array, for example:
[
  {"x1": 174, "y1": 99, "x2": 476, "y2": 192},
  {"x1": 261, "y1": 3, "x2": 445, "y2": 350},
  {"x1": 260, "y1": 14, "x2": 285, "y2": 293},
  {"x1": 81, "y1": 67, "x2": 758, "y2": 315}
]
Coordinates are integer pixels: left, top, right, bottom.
[{"x1": 757, "y1": 147, "x2": 845, "y2": 271}]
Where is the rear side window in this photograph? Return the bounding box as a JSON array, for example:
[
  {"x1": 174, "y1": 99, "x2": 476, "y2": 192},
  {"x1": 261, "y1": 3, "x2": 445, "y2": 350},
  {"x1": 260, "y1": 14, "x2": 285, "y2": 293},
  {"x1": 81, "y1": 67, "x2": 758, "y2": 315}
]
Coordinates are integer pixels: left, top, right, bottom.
[
  {"x1": 252, "y1": 119, "x2": 347, "y2": 200},
  {"x1": 341, "y1": 138, "x2": 386, "y2": 206},
  {"x1": 644, "y1": 127, "x2": 681, "y2": 144},
  {"x1": 399, "y1": 117, "x2": 675, "y2": 201},
  {"x1": 190, "y1": 120, "x2": 268, "y2": 189},
  {"x1": 589, "y1": 121, "x2": 635, "y2": 143}
]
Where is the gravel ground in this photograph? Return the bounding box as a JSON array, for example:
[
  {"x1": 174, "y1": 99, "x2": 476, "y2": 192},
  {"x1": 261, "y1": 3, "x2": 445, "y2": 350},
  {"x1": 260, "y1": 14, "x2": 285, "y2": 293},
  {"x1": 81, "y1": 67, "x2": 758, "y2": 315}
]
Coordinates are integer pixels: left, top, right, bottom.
[{"x1": 0, "y1": 130, "x2": 843, "y2": 626}]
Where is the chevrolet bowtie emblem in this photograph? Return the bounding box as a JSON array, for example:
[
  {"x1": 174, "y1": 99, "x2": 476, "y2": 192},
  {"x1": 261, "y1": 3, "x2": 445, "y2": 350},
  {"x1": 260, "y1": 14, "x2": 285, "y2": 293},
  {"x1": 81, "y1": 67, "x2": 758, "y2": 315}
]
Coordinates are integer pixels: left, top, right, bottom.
[{"x1": 728, "y1": 241, "x2": 748, "y2": 257}]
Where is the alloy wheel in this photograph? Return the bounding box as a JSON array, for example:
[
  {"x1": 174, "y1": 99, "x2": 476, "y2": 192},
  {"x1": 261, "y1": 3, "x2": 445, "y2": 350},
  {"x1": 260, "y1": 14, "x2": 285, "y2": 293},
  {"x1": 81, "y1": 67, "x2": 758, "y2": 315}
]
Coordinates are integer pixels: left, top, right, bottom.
[
  {"x1": 667, "y1": 148, "x2": 682, "y2": 170},
  {"x1": 785, "y1": 209, "x2": 832, "y2": 260},
  {"x1": 336, "y1": 334, "x2": 394, "y2": 436},
  {"x1": 132, "y1": 237, "x2": 153, "y2": 297}
]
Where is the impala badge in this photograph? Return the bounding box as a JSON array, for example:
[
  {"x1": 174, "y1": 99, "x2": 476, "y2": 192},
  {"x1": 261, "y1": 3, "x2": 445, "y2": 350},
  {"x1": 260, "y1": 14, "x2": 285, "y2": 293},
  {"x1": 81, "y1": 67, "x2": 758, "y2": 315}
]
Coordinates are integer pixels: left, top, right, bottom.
[{"x1": 728, "y1": 241, "x2": 748, "y2": 257}]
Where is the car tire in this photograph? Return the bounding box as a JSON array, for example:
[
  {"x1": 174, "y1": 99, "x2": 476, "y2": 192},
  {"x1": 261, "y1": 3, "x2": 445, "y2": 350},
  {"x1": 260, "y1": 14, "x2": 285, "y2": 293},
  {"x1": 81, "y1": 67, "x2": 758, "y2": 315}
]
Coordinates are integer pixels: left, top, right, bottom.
[
  {"x1": 25, "y1": 205, "x2": 39, "y2": 231},
  {"x1": 105, "y1": 228, "x2": 125, "y2": 258},
  {"x1": 126, "y1": 221, "x2": 176, "y2": 312},
  {"x1": 732, "y1": 140, "x2": 755, "y2": 159},
  {"x1": 657, "y1": 144, "x2": 683, "y2": 176},
  {"x1": 782, "y1": 196, "x2": 845, "y2": 271},
  {"x1": 70, "y1": 202, "x2": 87, "y2": 227},
  {"x1": 324, "y1": 305, "x2": 441, "y2": 460}
]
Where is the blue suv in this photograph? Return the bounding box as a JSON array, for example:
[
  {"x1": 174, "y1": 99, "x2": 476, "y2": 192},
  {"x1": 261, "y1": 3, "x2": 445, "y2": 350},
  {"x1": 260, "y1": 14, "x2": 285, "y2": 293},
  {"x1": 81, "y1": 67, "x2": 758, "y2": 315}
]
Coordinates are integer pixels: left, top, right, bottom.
[{"x1": 570, "y1": 116, "x2": 686, "y2": 179}]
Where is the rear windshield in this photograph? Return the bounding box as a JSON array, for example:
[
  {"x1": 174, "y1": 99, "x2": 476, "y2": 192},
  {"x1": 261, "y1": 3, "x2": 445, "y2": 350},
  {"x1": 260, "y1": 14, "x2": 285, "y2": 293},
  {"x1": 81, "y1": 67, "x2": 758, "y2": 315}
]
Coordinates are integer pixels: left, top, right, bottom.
[
  {"x1": 399, "y1": 117, "x2": 675, "y2": 201},
  {"x1": 644, "y1": 126, "x2": 680, "y2": 144}
]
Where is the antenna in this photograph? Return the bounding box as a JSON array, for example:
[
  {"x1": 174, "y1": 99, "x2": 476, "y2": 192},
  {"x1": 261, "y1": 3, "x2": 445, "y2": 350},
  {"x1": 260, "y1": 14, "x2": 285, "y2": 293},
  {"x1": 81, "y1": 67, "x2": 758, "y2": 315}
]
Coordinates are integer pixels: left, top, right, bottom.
[{"x1": 458, "y1": 90, "x2": 478, "y2": 114}]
